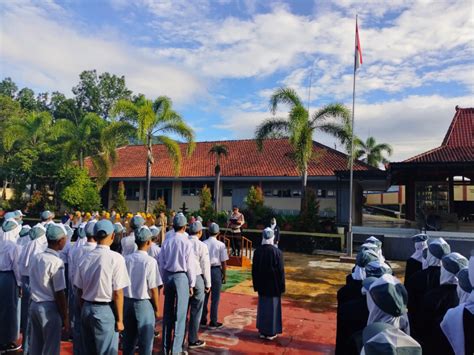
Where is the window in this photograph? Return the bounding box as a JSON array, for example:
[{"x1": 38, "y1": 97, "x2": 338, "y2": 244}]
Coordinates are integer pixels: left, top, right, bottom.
[
  {"x1": 263, "y1": 188, "x2": 295, "y2": 198},
  {"x1": 317, "y1": 189, "x2": 326, "y2": 198},
  {"x1": 223, "y1": 188, "x2": 233, "y2": 197},
  {"x1": 327, "y1": 190, "x2": 336, "y2": 197},
  {"x1": 182, "y1": 182, "x2": 213, "y2": 196},
  {"x1": 126, "y1": 185, "x2": 140, "y2": 200},
  {"x1": 416, "y1": 183, "x2": 449, "y2": 214}
]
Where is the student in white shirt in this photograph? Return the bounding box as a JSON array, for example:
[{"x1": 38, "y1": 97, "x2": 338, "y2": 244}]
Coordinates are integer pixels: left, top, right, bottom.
[
  {"x1": 0, "y1": 218, "x2": 22, "y2": 353},
  {"x1": 74, "y1": 219, "x2": 130, "y2": 355},
  {"x1": 188, "y1": 221, "x2": 211, "y2": 349},
  {"x1": 201, "y1": 223, "x2": 228, "y2": 329},
  {"x1": 121, "y1": 215, "x2": 143, "y2": 256},
  {"x1": 148, "y1": 226, "x2": 161, "y2": 262},
  {"x1": 123, "y1": 226, "x2": 162, "y2": 355},
  {"x1": 29, "y1": 223, "x2": 69, "y2": 355}
]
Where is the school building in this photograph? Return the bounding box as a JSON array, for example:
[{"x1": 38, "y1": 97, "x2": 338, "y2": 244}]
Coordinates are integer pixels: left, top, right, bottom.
[{"x1": 87, "y1": 138, "x2": 381, "y2": 225}]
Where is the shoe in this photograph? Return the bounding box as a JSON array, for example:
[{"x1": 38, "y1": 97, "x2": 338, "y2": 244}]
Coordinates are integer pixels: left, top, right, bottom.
[
  {"x1": 154, "y1": 330, "x2": 160, "y2": 338},
  {"x1": 265, "y1": 334, "x2": 277, "y2": 340},
  {"x1": 2, "y1": 342, "x2": 22, "y2": 352},
  {"x1": 200, "y1": 320, "x2": 207, "y2": 328},
  {"x1": 188, "y1": 340, "x2": 206, "y2": 349},
  {"x1": 208, "y1": 322, "x2": 223, "y2": 329}
]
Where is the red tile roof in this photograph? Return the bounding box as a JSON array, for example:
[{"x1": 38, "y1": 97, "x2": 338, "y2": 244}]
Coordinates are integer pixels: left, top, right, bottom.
[
  {"x1": 404, "y1": 107, "x2": 474, "y2": 163},
  {"x1": 86, "y1": 138, "x2": 375, "y2": 179}
]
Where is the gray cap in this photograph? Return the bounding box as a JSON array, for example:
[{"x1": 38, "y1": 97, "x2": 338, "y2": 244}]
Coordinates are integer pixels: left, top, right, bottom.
[
  {"x1": 46, "y1": 223, "x2": 67, "y2": 241},
  {"x1": 130, "y1": 215, "x2": 145, "y2": 229},
  {"x1": 3, "y1": 212, "x2": 15, "y2": 220},
  {"x1": 196, "y1": 216, "x2": 203, "y2": 223},
  {"x1": 29, "y1": 225, "x2": 46, "y2": 240},
  {"x1": 149, "y1": 225, "x2": 161, "y2": 238},
  {"x1": 14, "y1": 210, "x2": 25, "y2": 218},
  {"x1": 189, "y1": 221, "x2": 203, "y2": 235},
  {"x1": 457, "y1": 268, "x2": 472, "y2": 293},
  {"x1": 442, "y1": 252, "x2": 468, "y2": 274},
  {"x1": 369, "y1": 274, "x2": 408, "y2": 317},
  {"x1": 94, "y1": 219, "x2": 115, "y2": 236},
  {"x1": 356, "y1": 249, "x2": 379, "y2": 267},
  {"x1": 19, "y1": 225, "x2": 32, "y2": 237},
  {"x1": 208, "y1": 222, "x2": 219, "y2": 235},
  {"x1": 40, "y1": 210, "x2": 54, "y2": 221},
  {"x1": 365, "y1": 261, "x2": 392, "y2": 278},
  {"x1": 412, "y1": 233, "x2": 429, "y2": 243},
  {"x1": 64, "y1": 225, "x2": 73, "y2": 239},
  {"x1": 365, "y1": 236, "x2": 382, "y2": 248},
  {"x1": 77, "y1": 223, "x2": 87, "y2": 239},
  {"x1": 114, "y1": 222, "x2": 124, "y2": 234},
  {"x1": 85, "y1": 220, "x2": 98, "y2": 237},
  {"x1": 262, "y1": 227, "x2": 274, "y2": 239},
  {"x1": 173, "y1": 213, "x2": 187, "y2": 228},
  {"x1": 135, "y1": 226, "x2": 152, "y2": 242},
  {"x1": 362, "y1": 322, "x2": 421, "y2": 355},
  {"x1": 428, "y1": 238, "x2": 451, "y2": 259}
]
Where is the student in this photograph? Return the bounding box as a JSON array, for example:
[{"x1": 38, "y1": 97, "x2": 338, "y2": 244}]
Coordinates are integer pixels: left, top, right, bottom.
[
  {"x1": 17, "y1": 225, "x2": 32, "y2": 249},
  {"x1": 252, "y1": 227, "x2": 285, "y2": 340},
  {"x1": 29, "y1": 223, "x2": 69, "y2": 355},
  {"x1": 267, "y1": 218, "x2": 280, "y2": 247},
  {"x1": 201, "y1": 222, "x2": 228, "y2": 329},
  {"x1": 406, "y1": 237, "x2": 450, "y2": 339},
  {"x1": 40, "y1": 210, "x2": 55, "y2": 227},
  {"x1": 112, "y1": 222, "x2": 124, "y2": 253},
  {"x1": 420, "y1": 252, "x2": 468, "y2": 354},
  {"x1": 188, "y1": 221, "x2": 211, "y2": 349},
  {"x1": 123, "y1": 226, "x2": 162, "y2": 355},
  {"x1": 0, "y1": 218, "x2": 22, "y2": 352},
  {"x1": 70, "y1": 222, "x2": 97, "y2": 355},
  {"x1": 404, "y1": 233, "x2": 428, "y2": 285},
  {"x1": 361, "y1": 323, "x2": 421, "y2": 355},
  {"x1": 147, "y1": 225, "x2": 161, "y2": 263},
  {"x1": 18, "y1": 224, "x2": 48, "y2": 353},
  {"x1": 74, "y1": 219, "x2": 130, "y2": 355},
  {"x1": 158, "y1": 213, "x2": 196, "y2": 354},
  {"x1": 121, "y1": 215, "x2": 143, "y2": 256},
  {"x1": 440, "y1": 252, "x2": 473, "y2": 355},
  {"x1": 456, "y1": 267, "x2": 472, "y2": 304},
  {"x1": 365, "y1": 236, "x2": 385, "y2": 262}
]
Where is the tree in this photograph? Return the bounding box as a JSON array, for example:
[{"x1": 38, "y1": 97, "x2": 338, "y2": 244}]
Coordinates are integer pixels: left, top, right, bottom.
[
  {"x1": 354, "y1": 136, "x2": 393, "y2": 168},
  {"x1": 208, "y1": 144, "x2": 229, "y2": 212},
  {"x1": 255, "y1": 87, "x2": 350, "y2": 210},
  {"x1": 200, "y1": 184, "x2": 213, "y2": 212},
  {"x1": 153, "y1": 197, "x2": 167, "y2": 215},
  {"x1": 16, "y1": 88, "x2": 37, "y2": 111},
  {"x1": 59, "y1": 165, "x2": 101, "y2": 211},
  {"x1": 0, "y1": 77, "x2": 18, "y2": 98},
  {"x1": 73, "y1": 70, "x2": 132, "y2": 118},
  {"x1": 112, "y1": 181, "x2": 128, "y2": 214},
  {"x1": 245, "y1": 185, "x2": 264, "y2": 211},
  {"x1": 112, "y1": 95, "x2": 195, "y2": 212}
]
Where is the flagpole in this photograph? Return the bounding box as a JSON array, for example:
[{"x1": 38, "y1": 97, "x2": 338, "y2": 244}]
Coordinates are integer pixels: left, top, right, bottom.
[{"x1": 347, "y1": 14, "x2": 358, "y2": 257}]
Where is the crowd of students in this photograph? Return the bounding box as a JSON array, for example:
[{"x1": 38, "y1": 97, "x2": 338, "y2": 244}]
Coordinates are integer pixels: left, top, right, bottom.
[
  {"x1": 336, "y1": 234, "x2": 473, "y2": 355},
  {"x1": 0, "y1": 209, "x2": 235, "y2": 355}
]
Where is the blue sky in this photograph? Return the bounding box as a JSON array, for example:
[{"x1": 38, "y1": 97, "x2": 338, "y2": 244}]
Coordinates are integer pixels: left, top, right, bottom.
[{"x1": 1, "y1": 0, "x2": 473, "y2": 161}]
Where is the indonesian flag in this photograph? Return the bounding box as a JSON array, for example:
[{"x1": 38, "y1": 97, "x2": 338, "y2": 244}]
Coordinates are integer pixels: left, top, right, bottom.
[{"x1": 355, "y1": 17, "x2": 363, "y2": 70}]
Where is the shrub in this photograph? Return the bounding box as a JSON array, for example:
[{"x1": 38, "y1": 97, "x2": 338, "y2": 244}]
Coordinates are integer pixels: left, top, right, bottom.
[
  {"x1": 112, "y1": 181, "x2": 128, "y2": 214},
  {"x1": 245, "y1": 185, "x2": 264, "y2": 211},
  {"x1": 152, "y1": 197, "x2": 167, "y2": 215},
  {"x1": 59, "y1": 165, "x2": 101, "y2": 211},
  {"x1": 298, "y1": 187, "x2": 320, "y2": 232}
]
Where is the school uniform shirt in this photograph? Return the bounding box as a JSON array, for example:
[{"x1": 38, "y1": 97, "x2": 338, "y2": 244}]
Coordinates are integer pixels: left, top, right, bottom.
[
  {"x1": 18, "y1": 235, "x2": 48, "y2": 277},
  {"x1": 0, "y1": 240, "x2": 21, "y2": 286},
  {"x1": 189, "y1": 234, "x2": 212, "y2": 289},
  {"x1": 121, "y1": 233, "x2": 137, "y2": 256},
  {"x1": 67, "y1": 238, "x2": 88, "y2": 281},
  {"x1": 204, "y1": 236, "x2": 229, "y2": 267},
  {"x1": 158, "y1": 231, "x2": 196, "y2": 288},
  {"x1": 124, "y1": 250, "x2": 162, "y2": 299},
  {"x1": 148, "y1": 243, "x2": 161, "y2": 264},
  {"x1": 74, "y1": 245, "x2": 130, "y2": 303},
  {"x1": 70, "y1": 242, "x2": 97, "y2": 283},
  {"x1": 29, "y1": 248, "x2": 66, "y2": 302}
]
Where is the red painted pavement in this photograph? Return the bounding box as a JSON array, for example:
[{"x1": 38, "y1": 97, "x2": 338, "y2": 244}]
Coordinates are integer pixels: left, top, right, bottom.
[{"x1": 45, "y1": 292, "x2": 335, "y2": 354}]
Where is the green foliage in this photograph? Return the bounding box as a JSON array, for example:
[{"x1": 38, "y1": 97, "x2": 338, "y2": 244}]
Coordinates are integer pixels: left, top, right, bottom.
[
  {"x1": 245, "y1": 185, "x2": 264, "y2": 211},
  {"x1": 298, "y1": 188, "x2": 320, "y2": 232},
  {"x1": 0, "y1": 78, "x2": 18, "y2": 98},
  {"x1": 241, "y1": 186, "x2": 273, "y2": 227},
  {"x1": 200, "y1": 185, "x2": 213, "y2": 211},
  {"x1": 354, "y1": 136, "x2": 393, "y2": 168},
  {"x1": 59, "y1": 165, "x2": 101, "y2": 211},
  {"x1": 16, "y1": 88, "x2": 37, "y2": 111},
  {"x1": 152, "y1": 197, "x2": 167, "y2": 215},
  {"x1": 112, "y1": 181, "x2": 128, "y2": 214}
]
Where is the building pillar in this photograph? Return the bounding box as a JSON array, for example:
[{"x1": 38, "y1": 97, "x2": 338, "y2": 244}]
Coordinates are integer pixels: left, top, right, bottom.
[
  {"x1": 448, "y1": 176, "x2": 454, "y2": 213},
  {"x1": 405, "y1": 180, "x2": 415, "y2": 221}
]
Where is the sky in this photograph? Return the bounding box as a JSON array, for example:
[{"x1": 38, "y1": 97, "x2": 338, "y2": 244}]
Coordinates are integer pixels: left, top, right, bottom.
[{"x1": 1, "y1": 0, "x2": 473, "y2": 162}]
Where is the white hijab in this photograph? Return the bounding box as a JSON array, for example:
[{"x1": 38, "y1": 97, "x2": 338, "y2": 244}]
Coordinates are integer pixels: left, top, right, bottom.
[
  {"x1": 411, "y1": 241, "x2": 427, "y2": 263},
  {"x1": 0, "y1": 219, "x2": 22, "y2": 242},
  {"x1": 261, "y1": 228, "x2": 275, "y2": 245},
  {"x1": 352, "y1": 266, "x2": 366, "y2": 281},
  {"x1": 440, "y1": 265, "x2": 458, "y2": 285}
]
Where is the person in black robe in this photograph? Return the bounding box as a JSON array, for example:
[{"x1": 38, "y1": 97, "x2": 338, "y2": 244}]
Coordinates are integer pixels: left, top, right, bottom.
[
  {"x1": 404, "y1": 233, "x2": 428, "y2": 285},
  {"x1": 337, "y1": 249, "x2": 379, "y2": 306},
  {"x1": 252, "y1": 228, "x2": 285, "y2": 340},
  {"x1": 420, "y1": 252, "x2": 468, "y2": 355},
  {"x1": 441, "y1": 253, "x2": 474, "y2": 355},
  {"x1": 405, "y1": 237, "x2": 450, "y2": 340},
  {"x1": 267, "y1": 218, "x2": 280, "y2": 247}
]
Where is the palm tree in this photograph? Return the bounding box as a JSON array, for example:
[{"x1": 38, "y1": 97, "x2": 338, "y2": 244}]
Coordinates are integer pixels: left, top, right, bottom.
[
  {"x1": 255, "y1": 87, "x2": 350, "y2": 210},
  {"x1": 209, "y1": 144, "x2": 229, "y2": 212},
  {"x1": 112, "y1": 95, "x2": 195, "y2": 212},
  {"x1": 354, "y1": 136, "x2": 393, "y2": 168}
]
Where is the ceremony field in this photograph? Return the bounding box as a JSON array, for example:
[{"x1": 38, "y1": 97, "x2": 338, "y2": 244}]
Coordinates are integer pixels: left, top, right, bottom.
[{"x1": 55, "y1": 253, "x2": 404, "y2": 354}]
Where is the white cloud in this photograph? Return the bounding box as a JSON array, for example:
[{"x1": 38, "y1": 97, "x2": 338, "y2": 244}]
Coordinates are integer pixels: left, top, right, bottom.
[{"x1": 0, "y1": 2, "x2": 204, "y2": 103}]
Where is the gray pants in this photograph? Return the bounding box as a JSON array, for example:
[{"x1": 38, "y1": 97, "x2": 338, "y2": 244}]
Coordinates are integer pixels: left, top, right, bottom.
[
  {"x1": 162, "y1": 272, "x2": 189, "y2": 354},
  {"x1": 0, "y1": 271, "x2": 20, "y2": 344},
  {"x1": 21, "y1": 275, "x2": 31, "y2": 353},
  {"x1": 202, "y1": 267, "x2": 222, "y2": 325},
  {"x1": 81, "y1": 302, "x2": 118, "y2": 355},
  {"x1": 188, "y1": 275, "x2": 205, "y2": 343},
  {"x1": 122, "y1": 298, "x2": 155, "y2": 355},
  {"x1": 29, "y1": 301, "x2": 62, "y2": 355}
]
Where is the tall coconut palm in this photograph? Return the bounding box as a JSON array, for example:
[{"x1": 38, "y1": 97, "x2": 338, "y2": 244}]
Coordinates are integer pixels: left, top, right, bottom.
[
  {"x1": 209, "y1": 144, "x2": 229, "y2": 212},
  {"x1": 255, "y1": 87, "x2": 350, "y2": 210},
  {"x1": 112, "y1": 95, "x2": 195, "y2": 212},
  {"x1": 354, "y1": 136, "x2": 393, "y2": 168}
]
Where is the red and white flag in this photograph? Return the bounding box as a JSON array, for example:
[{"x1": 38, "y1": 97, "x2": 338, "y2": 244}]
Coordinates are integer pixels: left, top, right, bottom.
[{"x1": 354, "y1": 17, "x2": 363, "y2": 70}]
